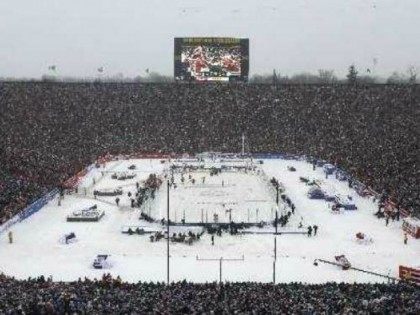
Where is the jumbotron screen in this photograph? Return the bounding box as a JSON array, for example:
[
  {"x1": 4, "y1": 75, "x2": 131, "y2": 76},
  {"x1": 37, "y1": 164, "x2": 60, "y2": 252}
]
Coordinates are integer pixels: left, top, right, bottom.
[{"x1": 174, "y1": 37, "x2": 249, "y2": 82}]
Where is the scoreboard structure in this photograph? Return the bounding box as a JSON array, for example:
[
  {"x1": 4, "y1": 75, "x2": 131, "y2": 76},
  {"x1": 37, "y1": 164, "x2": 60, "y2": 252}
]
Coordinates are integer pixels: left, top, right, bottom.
[{"x1": 174, "y1": 37, "x2": 249, "y2": 82}]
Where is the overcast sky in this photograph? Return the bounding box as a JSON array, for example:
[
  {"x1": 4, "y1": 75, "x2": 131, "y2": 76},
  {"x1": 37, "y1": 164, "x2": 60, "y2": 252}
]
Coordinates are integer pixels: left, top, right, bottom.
[{"x1": 0, "y1": 0, "x2": 419, "y2": 78}]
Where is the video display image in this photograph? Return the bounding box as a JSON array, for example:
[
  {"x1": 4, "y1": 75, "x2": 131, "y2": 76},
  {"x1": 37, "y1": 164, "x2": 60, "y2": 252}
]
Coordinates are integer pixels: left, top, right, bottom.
[{"x1": 175, "y1": 38, "x2": 249, "y2": 82}]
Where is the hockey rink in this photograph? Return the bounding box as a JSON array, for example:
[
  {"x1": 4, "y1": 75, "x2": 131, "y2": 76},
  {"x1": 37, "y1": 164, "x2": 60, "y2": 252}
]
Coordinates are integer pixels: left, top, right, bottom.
[
  {"x1": 0, "y1": 157, "x2": 419, "y2": 283},
  {"x1": 152, "y1": 171, "x2": 277, "y2": 224}
]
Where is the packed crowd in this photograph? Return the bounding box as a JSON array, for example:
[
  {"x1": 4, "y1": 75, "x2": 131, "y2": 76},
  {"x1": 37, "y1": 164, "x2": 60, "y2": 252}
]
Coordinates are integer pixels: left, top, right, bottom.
[
  {"x1": 0, "y1": 82, "x2": 419, "y2": 224},
  {"x1": 0, "y1": 274, "x2": 418, "y2": 314},
  {"x1": 0, "y1": 82, "x2": 419, "y2": 313}
]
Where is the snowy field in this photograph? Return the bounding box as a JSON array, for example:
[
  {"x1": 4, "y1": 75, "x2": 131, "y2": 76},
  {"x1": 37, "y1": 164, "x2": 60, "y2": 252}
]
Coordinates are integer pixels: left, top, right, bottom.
[{"x1": 0, "y1": 157, "x2": 419, "y2": 283}]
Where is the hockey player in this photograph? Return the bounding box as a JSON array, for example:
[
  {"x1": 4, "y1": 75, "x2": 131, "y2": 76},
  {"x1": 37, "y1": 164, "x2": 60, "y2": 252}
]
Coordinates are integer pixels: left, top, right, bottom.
[
  {"x1": 211, "y1": 235, "x2": 215, "y2": 246},
  {"x1": 115, "y1": 197, "x2": 120, "y2": 206},
  {"x1": 313, "y1": 225, "x2": 318, "y2": 236},
  {"x1": 279, "y1": 215, "x2": 285, "y2": 227},
  {"x1": 404, "y1": 233, "x2": 408, "y2": 245},
  {"x1": 65, "y1": 232, "x2": 76, "y2": 244},
  {"x1": 8, "y1": 231, "x2": 13, "y2": 244},
  {"x1": 307, "y1": 226, "x2": 313, "y2": 237}
]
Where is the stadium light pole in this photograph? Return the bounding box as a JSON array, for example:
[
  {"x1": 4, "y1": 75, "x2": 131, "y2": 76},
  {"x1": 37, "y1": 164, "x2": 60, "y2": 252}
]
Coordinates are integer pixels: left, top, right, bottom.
[
  {"x1": 219, "y1": 257, "x2": 223, "y2": 283},
  {"x1": 275, "y1": 211, "x2": 278, "y2": 236},
  {"x1": 167, "y1": 179, "x2": 170, "y2": 284},
  {"x1": 274, "y1": 211, "x2": 278, "y2": 284},
  {"x1": 273, "y1": 260, "x2": 276, "y2": 284}
]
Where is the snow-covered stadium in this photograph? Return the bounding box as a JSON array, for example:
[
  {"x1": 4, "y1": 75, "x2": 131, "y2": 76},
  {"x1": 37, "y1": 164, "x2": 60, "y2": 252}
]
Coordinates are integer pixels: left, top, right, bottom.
[
  {"x1": 1, "y1": 1, "x2": 420, "y2": 313},
  {"x1": 1, "y1": 82, "x2": 419, "y2": 313}
]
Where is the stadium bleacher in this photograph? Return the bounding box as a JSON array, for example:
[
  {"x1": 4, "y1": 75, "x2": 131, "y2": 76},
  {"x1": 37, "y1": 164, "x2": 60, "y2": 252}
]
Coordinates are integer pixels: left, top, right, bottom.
[
  {"x1": 0, "y1": 274, "x2": 418, "y2": 313},
  {"x1": 1, "y1": 83, "x2": 418, "y2": 224}
]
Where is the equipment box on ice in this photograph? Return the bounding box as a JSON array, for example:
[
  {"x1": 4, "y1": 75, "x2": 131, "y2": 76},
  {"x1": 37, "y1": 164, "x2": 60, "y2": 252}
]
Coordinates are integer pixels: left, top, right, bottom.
[
  {"x1": 307, "y1": 187, "x2": 325, "y2": 199},
  {"x1": 67, "y1": 205, "x2": 105, "y2": 222},
  {"x1": 93, "y1": 255, "x2": 111, "y2": 269},
  {"x1": 334, "y1": 195, "x2": 357, "y2": 210},
  {"x1": 93, "y1": 188, "x2": 123, "y2": 197},
  {"x1": 323, "y1": 163, "x2": 335, "y2": 175}
]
